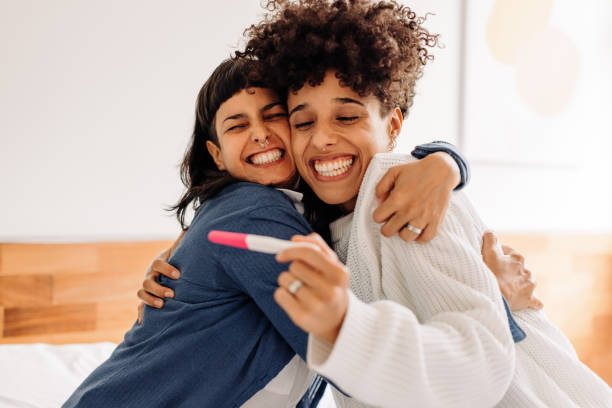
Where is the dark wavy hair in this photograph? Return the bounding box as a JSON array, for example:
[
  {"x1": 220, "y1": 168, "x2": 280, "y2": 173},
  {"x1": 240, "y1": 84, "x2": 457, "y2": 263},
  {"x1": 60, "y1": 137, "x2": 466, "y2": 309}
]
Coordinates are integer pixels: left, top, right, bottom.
[
  {"x1": 169, "y1": 57, "x2": 337, "y2": 242},
  {"x1": 170, "y1": 58, "x2": 266, "y2": 229},
  {"x1": 237, "y1": 0, "x2": 439, "y2": 117}
]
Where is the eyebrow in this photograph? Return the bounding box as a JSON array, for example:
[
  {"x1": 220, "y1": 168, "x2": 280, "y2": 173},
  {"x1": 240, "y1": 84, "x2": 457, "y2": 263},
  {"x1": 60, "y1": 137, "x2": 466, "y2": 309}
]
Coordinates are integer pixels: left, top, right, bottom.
[
  {"x1": 288, "y1": 103, "x2": 307, "y2": 118},
  {"x1": 261, "y1": 102, "x2": 283, "y2": 112},
  {"x1": 333, "y1": 97, "x2": 365, "y2": 107},
  {"x1": 288, "y1": 97, "x2": 365, "y2": 118},
  {"x1": 223, "y1": 101, "x2": 284, "y2": 124},
  {"x1": 222, "y1": 113, "x2": 245, "y2": 123}
]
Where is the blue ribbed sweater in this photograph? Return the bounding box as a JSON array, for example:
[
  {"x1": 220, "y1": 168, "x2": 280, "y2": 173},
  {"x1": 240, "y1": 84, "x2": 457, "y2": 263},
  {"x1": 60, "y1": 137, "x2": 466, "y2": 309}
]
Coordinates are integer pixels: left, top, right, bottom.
[{"x1": 63, "y1": 183, "x2": 315, "y2": 407}]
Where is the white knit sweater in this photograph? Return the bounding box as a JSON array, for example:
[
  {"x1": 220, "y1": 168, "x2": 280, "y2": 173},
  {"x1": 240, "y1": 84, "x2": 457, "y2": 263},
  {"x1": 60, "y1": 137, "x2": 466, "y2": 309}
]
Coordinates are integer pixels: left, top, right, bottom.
[{"x1": 309, "y1": 153, "x2": 612, "y2": 408}]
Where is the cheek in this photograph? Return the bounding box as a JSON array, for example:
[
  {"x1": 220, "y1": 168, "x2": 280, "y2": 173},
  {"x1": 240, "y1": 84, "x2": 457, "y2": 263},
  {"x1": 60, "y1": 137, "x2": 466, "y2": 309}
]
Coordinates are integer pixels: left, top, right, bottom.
[
  {"x1": 220, "y1": 140, "x2": 244, "y2": 170},
  {"x1": 290, "y1": 134, "x2": 305, "y2": 160}
]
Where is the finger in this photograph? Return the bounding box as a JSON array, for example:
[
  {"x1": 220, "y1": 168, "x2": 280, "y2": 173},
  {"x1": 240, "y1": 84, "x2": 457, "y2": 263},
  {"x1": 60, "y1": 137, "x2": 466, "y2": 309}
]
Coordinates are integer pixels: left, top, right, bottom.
[
  {"x1": 482, "y1": 231, "x2": 502, "y2": 257},
  {"x1": 137, "y1": 289, "x2": 164, "y2": 308},
  {"x1": 528, "y1": 296, "x2": 544, "y2": 310},
  {"x1": 277, "y1": 246, "x2": 346, "y2": 284},
  {"x1": 170, "y1": 230, "x2": 187, "y2": 255},
  {"x1": 415, "y1": 220, "x2": 436, "y2": 243},
  {"x1": 372, "y1": 194, "x2": 401, "y2": 224},
  {"x1": 274, "y1": 287, "x2": 308, "y2": 325},
  {"x1": 158, "y1": 248, "x2": 172, "y2": 263},
  {"x1": 137, "y1": 302, "x2": 144, "y2": 325},
  {"x1": 398, "y1": 218, "x2": 427, "y2": 242},
  {"x1": 143, "y1": 278, "x2": 174, "y2": 299},
  {"x1": 152, "y1": 259, "x2": 181, "y2": 280},
  {"x1": 502, "y1": 243, "x2": 526, "y2": 266},
  {"x1": 375, "y1": 166, "x2": 397, "y2": 199},
  {"x1": 288, "y1": 261, "x2": 337, "y2": 296},
  {"x1": 398, "y1": 220, "x2": 425, "y2": 242},
  {"x1": 278, "y1": 272, "x2": 324, "y2": 309},
  {"x1": 380, "y1": 211, "x2": 411, "y2": 238},
  {"x1": 482, "y1": 232, "x2": 504, "y2": 267},
  {"x1": 509, "y1": 252, "x2": 525, "y2": 265},
  {"x1": 291, "y1": 234, "x2": 335, "y2": 258}
]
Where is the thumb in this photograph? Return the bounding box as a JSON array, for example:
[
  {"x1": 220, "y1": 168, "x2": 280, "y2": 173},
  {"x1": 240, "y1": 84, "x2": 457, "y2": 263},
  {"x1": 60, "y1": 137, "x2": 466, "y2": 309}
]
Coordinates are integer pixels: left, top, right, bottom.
[
  {"x1": 482, "y1": 230, "x2": 502, "y2": 259},
  {"x1": 137, "y1": 302, "x2": 144, "y2": 325},
  {"x1": 291, "y1": 234, "x2": 330, "y2": 255},
  {"x1": 375, "y1": 166, "x2": 397, "y2": 199}
]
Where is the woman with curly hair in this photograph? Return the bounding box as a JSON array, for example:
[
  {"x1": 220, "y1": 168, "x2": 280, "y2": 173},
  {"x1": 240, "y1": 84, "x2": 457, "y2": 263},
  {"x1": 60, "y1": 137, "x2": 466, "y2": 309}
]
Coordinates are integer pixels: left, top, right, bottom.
[{"x1": 232, "y1": 1, "x2": 611, "y2": 407}]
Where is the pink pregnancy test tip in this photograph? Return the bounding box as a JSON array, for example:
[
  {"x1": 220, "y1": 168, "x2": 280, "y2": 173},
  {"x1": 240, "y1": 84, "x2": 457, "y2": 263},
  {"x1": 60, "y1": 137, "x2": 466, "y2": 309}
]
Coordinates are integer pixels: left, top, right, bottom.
[{"x1": 208, "y1": 230, "x2": 248, "y2": 249}]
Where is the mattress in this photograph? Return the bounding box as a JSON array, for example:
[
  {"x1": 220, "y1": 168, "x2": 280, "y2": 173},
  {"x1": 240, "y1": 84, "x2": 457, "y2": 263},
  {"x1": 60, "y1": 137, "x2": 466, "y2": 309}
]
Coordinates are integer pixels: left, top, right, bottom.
[
  {"x1": 0, "y1": 342, "x2": 116, "y2": 408},
  {"x1": 0, "y1": 343, "x2": 335, "y2": 407}
]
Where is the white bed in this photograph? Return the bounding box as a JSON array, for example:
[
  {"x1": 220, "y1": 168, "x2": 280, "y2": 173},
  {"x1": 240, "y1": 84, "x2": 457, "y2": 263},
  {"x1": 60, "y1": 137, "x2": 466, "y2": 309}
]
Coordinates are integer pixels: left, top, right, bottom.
[
  {"x1": 0, "y1": 342, "x2": 116, "y2": 408},
  {"x1": 0, "y1": 343, "x2": 335, "y2": 408}
]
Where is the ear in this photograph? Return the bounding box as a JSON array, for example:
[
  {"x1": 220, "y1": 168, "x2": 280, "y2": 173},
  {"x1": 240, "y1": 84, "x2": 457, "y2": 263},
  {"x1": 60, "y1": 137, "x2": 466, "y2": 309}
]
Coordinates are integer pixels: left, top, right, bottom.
[
  {"x1": 206, "y1": 140, "x2": 226, "y2": 171},
  {"x1": 386, "y1": 107, "x2": 403, "y2": 150}
]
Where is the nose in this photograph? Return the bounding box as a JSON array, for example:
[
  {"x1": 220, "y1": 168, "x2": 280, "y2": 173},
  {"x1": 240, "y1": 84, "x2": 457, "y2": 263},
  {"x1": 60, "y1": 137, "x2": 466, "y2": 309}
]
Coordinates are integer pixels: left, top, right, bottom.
[
  {"x1": 310, "y1": 123, "x2": 337, "y2": 152},
  {"x1": 250, "y1": 120, "x2": 270, "y2": 145}
]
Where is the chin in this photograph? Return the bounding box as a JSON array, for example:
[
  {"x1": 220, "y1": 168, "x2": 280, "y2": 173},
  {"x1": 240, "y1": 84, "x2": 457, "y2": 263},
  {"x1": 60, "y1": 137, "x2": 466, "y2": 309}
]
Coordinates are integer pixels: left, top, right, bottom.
[
  {"x1": 311, "y1": 187, "x2": 354, "y2": 205},
  {"x1": 266, "y1": 171, "x2": 298, "y2": 187}
]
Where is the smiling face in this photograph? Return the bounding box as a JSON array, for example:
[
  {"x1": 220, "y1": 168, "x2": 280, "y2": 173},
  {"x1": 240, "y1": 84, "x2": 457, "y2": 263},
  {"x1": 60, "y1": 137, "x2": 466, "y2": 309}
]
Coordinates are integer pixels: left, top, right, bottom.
[
  {"x1": 287, "y1": 71, "x2": 402, "y2": 211},
  {"x1": 207, "y1": 87, "x2": 297, "y2": 187}
]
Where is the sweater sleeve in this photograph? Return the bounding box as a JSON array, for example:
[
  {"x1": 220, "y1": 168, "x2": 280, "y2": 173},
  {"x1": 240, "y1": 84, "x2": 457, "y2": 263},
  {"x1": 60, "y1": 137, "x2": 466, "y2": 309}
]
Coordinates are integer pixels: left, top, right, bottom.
[
  {"x1": 412, "y1": 141, "x2": 470, "y2": 190},
  {"x1": 307, "y1": 193, "x2": 516, "y2": 408},
  {"x1": 219, "y1": 204, "x2": 314, "y2": 361}
]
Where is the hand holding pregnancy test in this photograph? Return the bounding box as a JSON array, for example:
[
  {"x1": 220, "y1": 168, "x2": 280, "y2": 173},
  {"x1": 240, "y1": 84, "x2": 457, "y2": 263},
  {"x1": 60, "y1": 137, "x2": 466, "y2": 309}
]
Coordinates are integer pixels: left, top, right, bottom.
[{"x1": 208, "y1": 230, "x2": 350, "y2": 344}]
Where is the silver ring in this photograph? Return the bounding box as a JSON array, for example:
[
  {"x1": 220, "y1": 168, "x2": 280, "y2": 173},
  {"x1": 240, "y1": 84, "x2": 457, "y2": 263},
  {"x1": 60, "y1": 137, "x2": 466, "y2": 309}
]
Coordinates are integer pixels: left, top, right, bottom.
[
  {"x1": 288, "y1": 279, "x2": 303, "y2": 295},
  {"x1": 403, "y1": 223, "x2": 423, "y2": 235}
]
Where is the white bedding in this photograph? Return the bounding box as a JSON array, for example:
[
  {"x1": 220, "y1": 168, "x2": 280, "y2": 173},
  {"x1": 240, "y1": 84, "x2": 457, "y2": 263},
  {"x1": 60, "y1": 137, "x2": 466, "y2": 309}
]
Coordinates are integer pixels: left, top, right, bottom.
[
  {"x1": 0, "y1": 343, "x2": 335, "y2": 408},
  {"x1": 0, "y1": 342, "x2": 117, "y2": 408}
]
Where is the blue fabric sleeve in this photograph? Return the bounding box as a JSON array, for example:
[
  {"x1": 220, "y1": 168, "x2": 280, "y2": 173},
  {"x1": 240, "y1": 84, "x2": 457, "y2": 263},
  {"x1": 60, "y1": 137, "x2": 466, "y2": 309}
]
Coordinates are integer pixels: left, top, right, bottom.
[
  {"x1": 218, "y1": 204, "x2": 313, "y2": 360},
  {"x1": 503, "y1": 296, "x2": 527, "y2": 343},
  {"x1": 411, "y1": 141, "x2": 470, "y2": 190}
]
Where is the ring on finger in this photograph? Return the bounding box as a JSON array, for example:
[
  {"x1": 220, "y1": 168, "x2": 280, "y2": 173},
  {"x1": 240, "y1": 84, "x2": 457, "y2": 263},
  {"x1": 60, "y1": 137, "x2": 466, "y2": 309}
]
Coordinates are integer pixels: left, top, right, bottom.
[
  {"x1": 288, "y1": 279, "x2": 303, "y2": 295},
  {"x1": 402, "y1": 223, "x2": 423, "y2": 235}
]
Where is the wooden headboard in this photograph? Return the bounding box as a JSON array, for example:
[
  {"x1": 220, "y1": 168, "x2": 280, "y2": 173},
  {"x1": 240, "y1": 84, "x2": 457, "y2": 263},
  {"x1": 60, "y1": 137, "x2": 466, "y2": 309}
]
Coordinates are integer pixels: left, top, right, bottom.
[
  {"x1": 0, "y1": 241, "x2": 172, "y2": 344},
  {"x1": 0, "y1": 236, "x2": 610, "y2": 385}
]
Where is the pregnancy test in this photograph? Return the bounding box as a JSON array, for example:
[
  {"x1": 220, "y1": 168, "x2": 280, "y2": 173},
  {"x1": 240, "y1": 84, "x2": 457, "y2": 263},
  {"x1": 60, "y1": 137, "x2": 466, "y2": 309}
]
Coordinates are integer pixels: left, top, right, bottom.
[{"x1": 208, "y1": 230, "x2": 299, "y2": 254}]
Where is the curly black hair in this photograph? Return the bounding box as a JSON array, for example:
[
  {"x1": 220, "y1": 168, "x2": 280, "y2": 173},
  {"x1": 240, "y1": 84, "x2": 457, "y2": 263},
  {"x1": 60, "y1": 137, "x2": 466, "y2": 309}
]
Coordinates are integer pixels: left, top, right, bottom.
[{"x1": 237, "y1": 0, "x2": 439, "y2": 117}]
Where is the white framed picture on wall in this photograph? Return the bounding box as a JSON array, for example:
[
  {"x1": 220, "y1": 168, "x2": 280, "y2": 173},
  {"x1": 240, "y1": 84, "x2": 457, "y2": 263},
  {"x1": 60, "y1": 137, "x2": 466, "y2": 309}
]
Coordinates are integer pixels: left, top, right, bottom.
[{"x1": 462, "y1": 0, "x2": 610, "y2": 168}]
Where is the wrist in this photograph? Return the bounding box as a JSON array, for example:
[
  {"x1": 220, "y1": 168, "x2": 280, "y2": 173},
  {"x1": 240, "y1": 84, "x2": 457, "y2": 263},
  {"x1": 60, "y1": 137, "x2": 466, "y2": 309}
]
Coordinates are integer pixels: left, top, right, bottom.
[{"x1": 430, "y1": 151, "x2": 461, "y2": 189}]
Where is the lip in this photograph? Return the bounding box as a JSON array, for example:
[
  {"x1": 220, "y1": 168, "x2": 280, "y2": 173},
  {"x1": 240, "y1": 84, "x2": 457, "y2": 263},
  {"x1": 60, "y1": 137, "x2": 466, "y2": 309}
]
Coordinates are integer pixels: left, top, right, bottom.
[
  {"x1": 246, "y1": 147, "x2": 286, "y2": 168},
  {"x1": 309, "y1": 154, "x2": 357, "y2": 182}
]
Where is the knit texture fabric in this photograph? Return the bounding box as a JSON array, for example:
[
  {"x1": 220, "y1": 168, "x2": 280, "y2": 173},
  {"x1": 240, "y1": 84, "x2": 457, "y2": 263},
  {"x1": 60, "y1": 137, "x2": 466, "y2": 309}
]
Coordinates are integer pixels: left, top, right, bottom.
[{"x1": 311, "y1": 153, "x2": 612, "y2": 408}]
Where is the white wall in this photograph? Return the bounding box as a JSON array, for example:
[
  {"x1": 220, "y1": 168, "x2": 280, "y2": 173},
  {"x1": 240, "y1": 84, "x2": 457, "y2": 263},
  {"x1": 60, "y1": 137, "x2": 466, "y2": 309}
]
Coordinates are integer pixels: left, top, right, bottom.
[
  {"x1": 0, "y1": 0, "x2": 461, "y2": 242},
  {"x1": 6, "y1": 1, "x2": 607, "y2": 242},
  {"x1": 0, "y1": 0, "x2": 265, "y2": 241}
]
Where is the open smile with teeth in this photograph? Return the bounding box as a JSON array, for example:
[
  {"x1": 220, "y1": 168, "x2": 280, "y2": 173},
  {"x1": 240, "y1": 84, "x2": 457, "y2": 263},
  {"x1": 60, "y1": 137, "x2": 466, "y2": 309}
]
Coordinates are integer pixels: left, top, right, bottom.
[
  {"x1": 313, "y1": 156, "x2": 355, "y2": 178},
  {"x1": 248, "y1": 148, "x2": 285, "y2": 166}
]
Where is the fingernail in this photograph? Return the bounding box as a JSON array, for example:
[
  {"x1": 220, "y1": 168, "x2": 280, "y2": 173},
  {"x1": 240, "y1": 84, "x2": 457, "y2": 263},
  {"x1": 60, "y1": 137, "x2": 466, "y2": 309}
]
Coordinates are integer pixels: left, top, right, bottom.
[
  {"x1": 172, "y1": 270, "x2": 180, "y2": 279},
  {"x1": 155, "y1": 300, "x2": 163, "y2": 307},
  {"x1": 165, "y1": 291, "x2": 173, "y2": 298}
]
